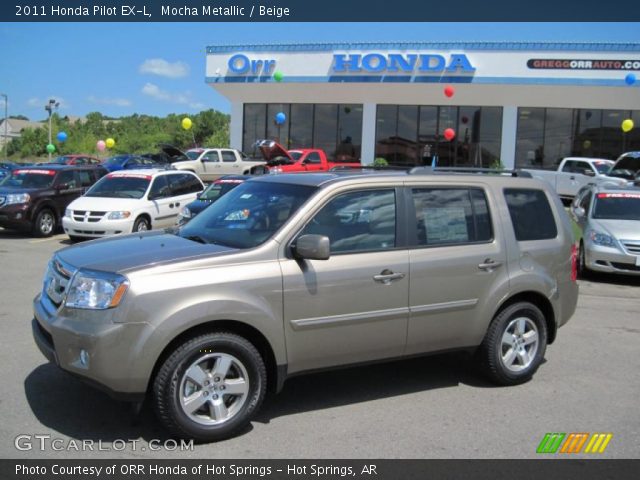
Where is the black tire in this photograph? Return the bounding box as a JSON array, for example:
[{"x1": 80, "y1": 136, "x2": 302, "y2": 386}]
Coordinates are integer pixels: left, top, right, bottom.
[
  {"x1": 32, "y1": 208, "x2": 56, "y2": 237},
  {"x1": 578, "y1": 241, "x2": 590, "y2": 279},
  {"x1": 68, "y1": 235, "x2": 84, "y2": 243},
  {"x1": 153, "y1": 332, "x2": 267, "y2": 442},
  {"x1": 132, "y1": 216, "x2": 150, "y2": 233},
  {"x1": 479, "y1": 302, "x2": 548, "y2": 386}
]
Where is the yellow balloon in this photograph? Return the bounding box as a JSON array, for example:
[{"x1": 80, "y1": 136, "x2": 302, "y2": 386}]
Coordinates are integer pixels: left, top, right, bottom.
[
  {"x1": 622, "y1": 119, "x2": 634, "y2": 133},
  {"x1": 181, "y1": 117, "x2": 192, "y2": 130},
  {"x1": 105, "y1": 138, "x2": 115, "y2": 149}
]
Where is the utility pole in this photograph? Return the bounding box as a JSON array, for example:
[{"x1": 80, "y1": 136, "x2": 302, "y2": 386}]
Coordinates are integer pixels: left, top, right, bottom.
[
  {"x1": 45, "y1": 99, "x2": 59, "y2": 160},
  {"x1": 1, "y1": 94, "x2": 7, "y2": 157}
]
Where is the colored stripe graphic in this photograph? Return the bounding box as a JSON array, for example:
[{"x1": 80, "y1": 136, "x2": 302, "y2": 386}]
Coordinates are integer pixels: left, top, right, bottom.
[
  {"x1": 560, "y1": 433, "x2": 589, "y2": 453},
  {"x1": 584, "y1": 433, "x2": 613, "y2": 453},
  {"x1": 537, "y1": 433, "x2": 566, "y2": 453}
]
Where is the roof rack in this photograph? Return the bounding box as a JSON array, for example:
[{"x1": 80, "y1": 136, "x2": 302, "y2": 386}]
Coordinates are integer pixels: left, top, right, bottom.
[
  {"x1": 329, "y1": 165, "x2": 412, "y2": 172},
  {"x1": 409, "y1": 166, "x2": 533, "y2": 178}
]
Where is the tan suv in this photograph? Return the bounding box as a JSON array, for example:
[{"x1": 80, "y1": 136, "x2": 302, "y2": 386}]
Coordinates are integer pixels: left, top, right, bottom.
[{"x1": 32, "y1": 168, "x2": 579, "y2": 441}]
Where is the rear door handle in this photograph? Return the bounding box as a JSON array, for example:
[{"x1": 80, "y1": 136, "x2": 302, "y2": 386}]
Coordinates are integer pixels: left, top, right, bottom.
[
  {"x1": 478, "y1": 259, "x2": 503, "y2": 271},
  {"x1": 373, "y1": 269, "x2": 406, "y2": 284}
]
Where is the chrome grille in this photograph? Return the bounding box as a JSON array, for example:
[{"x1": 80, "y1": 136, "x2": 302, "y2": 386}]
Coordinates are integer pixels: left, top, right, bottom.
[
  {"x1": 43, "y1": 258, "x2": 76, "y2": 307},
  {"x1": 71, "y1": 210, "x2": 107, "y2": 223},
  {"x1": 622, "y1": 241, "x2": 640, "y2": 255}
]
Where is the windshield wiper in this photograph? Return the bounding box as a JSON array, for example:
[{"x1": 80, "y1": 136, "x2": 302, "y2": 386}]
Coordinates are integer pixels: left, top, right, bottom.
[{"x1": 185, "y1": 235, "x2": 209, "y2": 244}]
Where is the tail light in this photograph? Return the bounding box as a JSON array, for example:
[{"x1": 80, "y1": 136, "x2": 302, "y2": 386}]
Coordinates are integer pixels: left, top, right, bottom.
[{"x1": 570, "y1": 244, "x2": 578, "y2": 282}]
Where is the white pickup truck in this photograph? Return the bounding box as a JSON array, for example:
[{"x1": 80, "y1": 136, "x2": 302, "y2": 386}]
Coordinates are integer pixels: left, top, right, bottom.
[
  {"x1": 172, "y1": 148, "x2": 266, "y2": 182},
  {"x1": 524, "y1": 157, "x2": 625, "y2": 200}
]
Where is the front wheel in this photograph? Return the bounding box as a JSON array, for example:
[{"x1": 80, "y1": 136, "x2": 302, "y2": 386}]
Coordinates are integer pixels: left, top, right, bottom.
[
  {"x1": 479, "y1": 302, "x2": 547, "y2": 385},
  {"x1": 153, "y1": 332, "x2": 267, "y2": 442},
  {"x1": 578, "y1": 241, "x2": 590, "y2": 279},
  {"x1": 132, "y1": 216, "x2": 150, "y2": 233},
  {"x1": 32, "y1": 209, "x2": 56, "y2": 237}
]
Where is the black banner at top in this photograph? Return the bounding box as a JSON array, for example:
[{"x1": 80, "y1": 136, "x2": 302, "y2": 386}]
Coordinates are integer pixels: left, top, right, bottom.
[{"x1": 3, "y1": 0, "x2": 640, "y2": 22}]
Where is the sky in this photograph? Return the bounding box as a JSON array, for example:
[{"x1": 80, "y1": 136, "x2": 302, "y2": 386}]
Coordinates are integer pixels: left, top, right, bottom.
[{"x1": 1, "y1": 22, "x2": 639, "y2": 120}]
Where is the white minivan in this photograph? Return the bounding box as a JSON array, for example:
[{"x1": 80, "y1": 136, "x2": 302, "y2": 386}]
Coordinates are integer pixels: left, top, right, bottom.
[{"x1": 62, "y1": 169, "x2": 204, "y2": 241}]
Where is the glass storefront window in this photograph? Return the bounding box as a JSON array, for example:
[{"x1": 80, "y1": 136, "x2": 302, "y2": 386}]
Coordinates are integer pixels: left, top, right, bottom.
[
  {"x1": 515, "y1": 108, "x2": 545, "y2": 168},
  {"x1": 336, "y1": 105, "x2": 363, "y2": 161},
  {"x1": 418, "y1": 106, "x2": 438, "y2": 165},
  {"x1": 313, "y1": 104, "x2": 339, "y2": 160},
  {"x1": 267, "y1": 104, "x2": 290, "y2": 144},
  {"x1": 289, "y1": 104, "x2": 314, "y2": 149},
  {"x1": 543, "y1": 108, "x2": 574, "y2": 169},
  {"x1": 242, "y1": 104, "x2": 266, "y2": 156}
]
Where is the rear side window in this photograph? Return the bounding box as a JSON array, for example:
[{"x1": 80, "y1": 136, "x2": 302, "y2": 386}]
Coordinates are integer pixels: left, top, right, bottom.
[
  {"x1": 221, "y1": 151, "x2": 237, "y2": 163},
  {"x1": 411, "y1": 188, "x2": 493, "y2": 246},
  {"x1": 504, "y1": 189, "x2": 558, "y2": 241}
]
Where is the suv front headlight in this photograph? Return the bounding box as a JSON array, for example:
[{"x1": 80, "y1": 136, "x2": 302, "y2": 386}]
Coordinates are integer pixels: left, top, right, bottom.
[
  {"x1": 65, "y1": 270, "x2": 129, "y2": 310},
  {"x1": 4, "y1": 193, "x2": 30, "y2": 206},
  {"x1": 179, "y1": 206, "x2": 192, "y2": 218},
  {"x1": 588, "y1": 230, "x2": 616, "y2": 248}
]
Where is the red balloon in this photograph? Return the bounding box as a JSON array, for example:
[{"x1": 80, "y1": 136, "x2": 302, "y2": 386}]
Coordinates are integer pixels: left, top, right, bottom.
[
  {"x1": 444, "y1": 85, "x2": 455, "y2": 98},
  {"x1": 443, "y1": 128, "x2": 456, "y2": 141}
]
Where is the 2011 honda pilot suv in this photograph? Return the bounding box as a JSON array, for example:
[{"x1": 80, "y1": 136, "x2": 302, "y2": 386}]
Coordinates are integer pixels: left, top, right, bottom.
[{"x1": 32, "y1": 169, "x2": 578, "y2": 441}]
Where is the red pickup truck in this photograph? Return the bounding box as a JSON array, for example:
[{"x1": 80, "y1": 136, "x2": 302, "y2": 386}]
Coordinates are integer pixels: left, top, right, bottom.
[{"x1": 257, "y1": 140, "x2": 361, "y2": 173}]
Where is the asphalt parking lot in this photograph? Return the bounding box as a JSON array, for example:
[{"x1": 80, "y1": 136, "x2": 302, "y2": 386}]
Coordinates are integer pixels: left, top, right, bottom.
[{"x1": 0, "y1": 229, "x2": 638, "y2": 459}]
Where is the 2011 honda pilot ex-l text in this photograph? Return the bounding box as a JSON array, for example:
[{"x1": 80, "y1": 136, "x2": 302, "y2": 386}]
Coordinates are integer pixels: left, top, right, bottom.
[{"x1": 32, "y1": 169, "x2": 579, "y2": 442}]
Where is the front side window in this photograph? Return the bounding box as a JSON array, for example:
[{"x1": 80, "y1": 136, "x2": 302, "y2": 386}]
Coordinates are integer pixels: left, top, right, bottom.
[
  {"x1": 149, "y1": 175, "x2": 171, "y2": 199},
  {"x1": 56, "y1": 171, "x2": 77, "y2": 188},
  {"x1": 305, "y1": 152, "x2": 322, "y2": 164},
  {"x1": 411, "y1": 188, "x2": 493, "y2": 246},
  {"x1": 299, "y1": 190, "x2": 396, "y2": 254},
  {"x1": 504, "y1": 189, "x2": 558, "y2": 241},
  {"x1": 202, "y1": 152, "x2": 220, "y2": 163}
]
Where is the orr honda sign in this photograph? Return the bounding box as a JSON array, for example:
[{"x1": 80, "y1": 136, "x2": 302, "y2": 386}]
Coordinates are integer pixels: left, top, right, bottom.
[{"x1": 332, "y1": 53, "x2": 476, "y2": 74}]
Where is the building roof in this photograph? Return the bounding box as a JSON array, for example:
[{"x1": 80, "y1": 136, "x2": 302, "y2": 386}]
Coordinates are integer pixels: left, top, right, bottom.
[
  {"x1": 0, "y1": 118, "x2": 43, "y2": 133},
  {"x1": 206, "y1": 42, "x2": 640, "y2": 54}
]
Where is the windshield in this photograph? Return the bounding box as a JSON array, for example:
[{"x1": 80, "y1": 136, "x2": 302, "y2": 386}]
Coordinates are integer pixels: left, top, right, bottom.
[
  {"x1": 186, "y1": 150, "x2": 202, "y2": 160},
  {"x1": 593, "y1": 161, "x2": 613, "y2": 174},
  {"x1": 104, "y1": 155, "x2": 129, "y2": 166},
  {"x1": 51, "y1": 156, "x2": 71, "y2": 164},
  {"x1": 592, "y1": 193, "x2": 640, "y2": 221},
  {"x1": 180, "y1": 181, "x2": 317, "y2": 248},
  {"x1": 85, "y1": 174, "x2": 150, "y2": 199},
  {"x1": 0, "y1": 169, "x2": 56, "y2": 188},
  {"x1": 199, "y1": 179, "x2": 244, "y2": 200},
  {"x1": 614, "y1": 155, "x2": 640, "y2": 173}
]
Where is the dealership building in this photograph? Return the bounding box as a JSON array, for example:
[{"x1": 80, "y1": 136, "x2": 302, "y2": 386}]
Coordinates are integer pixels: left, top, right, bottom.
[{"x1": 205, "y1": 42, "x2": 640, "y2": 169}]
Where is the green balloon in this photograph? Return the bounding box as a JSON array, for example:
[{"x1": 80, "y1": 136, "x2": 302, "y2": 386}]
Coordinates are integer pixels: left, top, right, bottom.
[
  {"x1": 46, "y1": 144, "x2": 55, "y2": 154},
  {"x1": 273, "y1": 71, "x2": 284, "y2": 82}
]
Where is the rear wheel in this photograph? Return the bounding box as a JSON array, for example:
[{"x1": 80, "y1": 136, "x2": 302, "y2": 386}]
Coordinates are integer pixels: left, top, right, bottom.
[
  {"x1": 153, "y1": 332, "x2": 266, "y2": 442},
  {"x1": 479, "y1": 302, "x2": 547, "y2": 385},
  {"x1": 32, "y1": 209, "x2": 56, "y2": 237},
  {"x1": 132, "y1": 216, "x2": 150, "y2": 233}
]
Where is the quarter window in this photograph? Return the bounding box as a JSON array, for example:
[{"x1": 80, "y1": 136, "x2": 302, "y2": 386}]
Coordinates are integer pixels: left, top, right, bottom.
[
  {"x1": 411, "y1": 188, "x2": 493, "y2": 246},
  {"x1": 504, "y1": 189, "x2": 558, "y2": 241},
  {"x1": 300, "y1": 190, "x2": 396, "y2": 254}
]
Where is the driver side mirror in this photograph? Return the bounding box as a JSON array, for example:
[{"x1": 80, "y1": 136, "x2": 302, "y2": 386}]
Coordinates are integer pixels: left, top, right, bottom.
[
  {"x1": 293, "y1": 234, "x2": 330, "y2": 260},
  {"x1": 573, "y1": 206, "x2": 586, "y2": 218},
  {"x1": 583, "y1": 169, "x2": 596, "y2": 177}
]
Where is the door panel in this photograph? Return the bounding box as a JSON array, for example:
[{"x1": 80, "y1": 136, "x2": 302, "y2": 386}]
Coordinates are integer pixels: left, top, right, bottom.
[{"x1": 281, "y1": 188, "x2": 409, "y2": 373}]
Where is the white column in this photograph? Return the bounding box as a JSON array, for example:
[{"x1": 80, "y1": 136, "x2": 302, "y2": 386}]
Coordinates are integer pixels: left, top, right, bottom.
[
  {"x1": 500, "y1": 106, "x2": 518, "y2": 170},
  {"x1": 360, "y1": 103, "x2": 377, "y2": 166},
  {"x1": 230, "y1": 101, "x2": 243, "y2": 150}
]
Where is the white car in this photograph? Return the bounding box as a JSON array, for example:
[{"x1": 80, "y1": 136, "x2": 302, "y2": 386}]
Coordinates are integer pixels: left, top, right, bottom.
[
  {"x1": 172, "y1": 148, "x2": 266, "y2": 182},
  {"x1": 62, "y1": 169, "x2": 204, "y2": 241}
]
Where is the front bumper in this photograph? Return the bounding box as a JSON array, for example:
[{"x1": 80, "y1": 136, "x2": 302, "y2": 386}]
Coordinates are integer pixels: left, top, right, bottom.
[
  {"x1": 32, "y1": 292, "x2": 149, "y2": 400},
  {"x1": 584, "y1": 242, "x2": 640, "y2": 275},
  {"x1": 62, "y1": 216, "x2": 133, "y2": 238},
  {"x1": 0, "y1": 204, "x2": 33, "y2": 231}
]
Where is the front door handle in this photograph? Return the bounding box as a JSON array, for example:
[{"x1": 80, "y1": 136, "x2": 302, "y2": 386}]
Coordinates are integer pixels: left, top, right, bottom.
[
  {"x1": 373, "y1": 269, "x2": 406, "y2": 285},
  {"x1": 478, "y1": 259, "x2": 503, "y2": 271}
]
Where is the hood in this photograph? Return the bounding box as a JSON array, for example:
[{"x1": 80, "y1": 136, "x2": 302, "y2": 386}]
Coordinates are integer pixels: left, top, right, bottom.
[
  {"x1": 68, "y1": 195, "x2": 146, "y2": 211},
  {"x1": 0, "y1": 186, "x2": 47, "y2": 195},
  {"x1": 257, "y1": 140, "x2": 293, "y2": 165},
  {"x1": 158, "y1": 143, "x2": 188, "y2": 161},
  {"x1": 56, "y1": 230, "x2": 235, "y2": 273},
  {"x1": 591, "y1": 219, "x2": 640, "y2": 241}
]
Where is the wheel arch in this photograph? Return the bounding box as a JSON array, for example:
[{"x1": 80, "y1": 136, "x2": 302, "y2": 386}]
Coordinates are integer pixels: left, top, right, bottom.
[
  {"x1": 494, "y1": 291, "x2": 557, "y2": 344},
  {"x1": 134, "y1": 212, "x2": 152, "y2": 229},
  {"x1": 148, "y1": 319, "x2": 281, "y2": 396}
]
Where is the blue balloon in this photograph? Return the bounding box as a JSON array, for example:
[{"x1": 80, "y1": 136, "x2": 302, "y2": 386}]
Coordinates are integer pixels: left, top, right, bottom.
[
  {"x1": 625, "y1": 73, "x2": 636, "y2": 85},
  {"x1": 275, "y1": 112, "x2": 286, "y2": 125},
  {"x1": 56, "y1": 131, "x2": 68, "y2": 142}
]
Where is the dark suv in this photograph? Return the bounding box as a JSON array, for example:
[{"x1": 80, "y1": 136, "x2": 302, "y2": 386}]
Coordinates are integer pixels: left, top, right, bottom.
[{"x1": 0, "y1": 164, "x2": 107, "y2": 236}]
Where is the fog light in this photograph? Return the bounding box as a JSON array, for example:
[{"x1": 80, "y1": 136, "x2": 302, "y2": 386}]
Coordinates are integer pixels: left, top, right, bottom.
[{"x1": 79, "y1": 349, "x2": 90, "y2": 367}]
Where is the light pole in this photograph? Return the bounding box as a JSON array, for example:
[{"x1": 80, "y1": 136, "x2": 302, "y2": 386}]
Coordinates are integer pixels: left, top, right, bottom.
[
  {"x1": 44, "y1": 99, "x2": 59, "y2": 160},
  {"x1": 1, "y1": 93, "x2": 7, "y2": 157}
]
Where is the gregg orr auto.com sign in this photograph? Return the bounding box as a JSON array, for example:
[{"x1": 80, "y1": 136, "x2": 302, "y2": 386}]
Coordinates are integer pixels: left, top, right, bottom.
[{"x1": 528, "y1": 58, "x2": 640, "y2": 70}]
